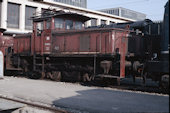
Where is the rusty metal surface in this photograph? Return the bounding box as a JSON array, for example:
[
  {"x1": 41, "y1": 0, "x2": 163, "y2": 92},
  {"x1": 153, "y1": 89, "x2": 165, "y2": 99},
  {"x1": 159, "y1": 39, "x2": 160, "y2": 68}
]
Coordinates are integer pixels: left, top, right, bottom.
[
  {"x1": 51, "y1": 29, "x2": 126, "y2": 56},
  {"x1": 0, "y1": 35, "x2": 13, "y2": 55},
  {"x1": 52, "y1": 27, "x2": 130, "y2": 36},
  {"x1": 14, "y1": 37, "x2": 31, "y2": 54},
  {"x1": 12, "y1": 9, "x2": 131, "y2": 56},
  {"x1": 79, "y1": 35, "x2": 90, "y2": 51}
]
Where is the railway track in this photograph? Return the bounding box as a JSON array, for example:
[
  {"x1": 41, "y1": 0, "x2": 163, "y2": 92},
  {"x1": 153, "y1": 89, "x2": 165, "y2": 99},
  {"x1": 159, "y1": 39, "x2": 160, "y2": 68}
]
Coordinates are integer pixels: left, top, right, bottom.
[{"x1": 0, "y1": 96, "x2": 67, "y2": 113}]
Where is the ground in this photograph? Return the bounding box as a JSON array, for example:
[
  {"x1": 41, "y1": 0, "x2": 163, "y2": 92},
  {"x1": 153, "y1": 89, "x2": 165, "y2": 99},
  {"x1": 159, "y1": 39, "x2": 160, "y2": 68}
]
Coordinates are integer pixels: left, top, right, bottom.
[{"x1": 0, "y1": 77, "x2": 169, "y2": 113}]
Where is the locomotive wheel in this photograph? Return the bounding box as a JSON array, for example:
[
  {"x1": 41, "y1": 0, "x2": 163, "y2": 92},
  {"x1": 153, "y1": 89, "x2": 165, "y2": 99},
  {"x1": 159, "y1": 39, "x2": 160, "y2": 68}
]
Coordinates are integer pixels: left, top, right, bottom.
[
  {"x1": 132, "y1": 61, "x2": 138, "y2": 83},
  {"x1": 47, "y1": 71, "x2": 62, "y2": 81},
  {"x1": 160, "y1": 75, "x2": 169, "y2": 89},
  {"x1": 83, "y1": 73, "x2": 91, "y2": 82},
  {"x1": 75, "y1": 72, "x2": 81, "y2": 82},
  {"x1": 142, "y1": 72, "x2": 147, "y2": 85},
  {"x1": 91, "y1": 75, "x2": 95, "y2": 81},
  {"x1": 26, "y1": 71, "x2": 33, "y2": 79},
  {"x1": 41, "y1": 72, "x2": 46, "y2": 79},
  {"x1": 73, "y1": 72, "x2": 82, "y2": 82},
  {"x1": 46, "y1": 72, "x2": 52, "y2": 79},
  {"x1": 51, "y1": 71, "x2": 62, "y2": 81},
  {"x1": 28, "y1": 71, "x2": 42, "y2": 79},
  {"x1": 141, "y1": 64, "x2": 147, "y2": 86}
]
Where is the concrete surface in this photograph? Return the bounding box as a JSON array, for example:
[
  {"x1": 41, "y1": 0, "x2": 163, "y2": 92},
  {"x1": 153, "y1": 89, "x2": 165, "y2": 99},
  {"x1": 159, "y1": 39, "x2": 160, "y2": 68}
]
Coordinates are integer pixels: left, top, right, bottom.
[
  {"x1": 0, "y1": 98, "x2": 54, "y2": 113},
  {"x1": 12, "y1": 107, "x2": 54, "y2": 113},
  {"x1": 0, "y1": 98, "x2": 25, "y2": 111},
  {"x1": 0, "y1": 77, "x2": 169, "y2": 113}
]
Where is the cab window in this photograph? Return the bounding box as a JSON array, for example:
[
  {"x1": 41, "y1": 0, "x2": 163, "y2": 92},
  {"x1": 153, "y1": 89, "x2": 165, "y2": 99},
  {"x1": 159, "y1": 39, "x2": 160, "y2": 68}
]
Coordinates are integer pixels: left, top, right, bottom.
[
  {"x1": 37, "y1": 22, "x2": 43, "y2": 31},
  {"x1": 46, "y1": 19, "x2": 51, "y2": 29},
  {"x1": 37, "y1": 22, "x2": 43, "y2": 36},
  {"x1": 75, "y1": 21, "x2": 83, "y2": 30},
  {"x1": 54, "y1": 18, "x2": 64, "y2": 29},
  {"x1": 65, "y1": 20, "x2": 73, "y2": 30}
]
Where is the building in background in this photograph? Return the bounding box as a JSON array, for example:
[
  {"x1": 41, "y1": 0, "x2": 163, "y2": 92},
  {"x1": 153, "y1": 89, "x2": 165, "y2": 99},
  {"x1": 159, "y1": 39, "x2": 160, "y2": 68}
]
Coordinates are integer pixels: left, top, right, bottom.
[
  {"x1": 50, "y1": 0, "x2": 87, "y2": 8},
  {"x1": 99, "y1": 7, "x2": 146, "y2": 21},
  {"x1": 0, "y1": 0, "x2": 134, "y2": 35}
]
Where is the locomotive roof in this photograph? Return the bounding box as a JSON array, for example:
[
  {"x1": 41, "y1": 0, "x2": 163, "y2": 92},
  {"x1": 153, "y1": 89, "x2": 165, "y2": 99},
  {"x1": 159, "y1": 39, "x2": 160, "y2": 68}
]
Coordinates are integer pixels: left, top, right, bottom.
[{"x1": 31, "y1": 10, "x2": 91, "y2": 22}]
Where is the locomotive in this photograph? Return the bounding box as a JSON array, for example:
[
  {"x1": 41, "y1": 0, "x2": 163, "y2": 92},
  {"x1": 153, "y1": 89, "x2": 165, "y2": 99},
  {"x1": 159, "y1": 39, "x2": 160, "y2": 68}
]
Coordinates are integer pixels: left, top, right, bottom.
[{"x1": 0, "y1": 1, "x2": 169, "y2": 86}]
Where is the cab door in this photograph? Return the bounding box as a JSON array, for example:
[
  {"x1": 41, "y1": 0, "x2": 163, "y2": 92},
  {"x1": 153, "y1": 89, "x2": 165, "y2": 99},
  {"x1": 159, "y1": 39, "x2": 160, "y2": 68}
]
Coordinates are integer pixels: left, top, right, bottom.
[
  {"x1": 42, "y1": 19, "x2": 51, "y2": 54},
  {"x1": 32, "y1": 21, "x2": 43, "y2": 54}
]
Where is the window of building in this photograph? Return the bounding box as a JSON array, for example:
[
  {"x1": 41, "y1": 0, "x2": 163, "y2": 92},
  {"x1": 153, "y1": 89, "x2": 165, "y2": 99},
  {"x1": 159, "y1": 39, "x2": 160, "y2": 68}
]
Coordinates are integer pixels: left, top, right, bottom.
[
  {"x1": 25, "y1": 6, "x2": 36, "y2": 30},
  {"x1": 91, "y1": 18, "x2": 97, "y2": 26},
  {"x1": 7, "y1": 3, "x2": 20, "y2": 28},
  {"x1": 65, "y1": 20, "x2": 73, "y2": 30},
  {"x1": 101, "y1": 20, "x2": 106, "y2": 25},
  {"x1": 108, "y1": 10, "x2": 111, "y2": 14},
  {"x1": 52, "y1": 0, "x2": 87, "y2": 8},
  {"x1": 54, "y1": 18, "x2": 64, "y2": 29},
  {"x1": 75, "y1": 21, "x2": 83, "y2": 30},
  {"x1": 111, "y1": 10, "x2": 113, "y2": 14}
]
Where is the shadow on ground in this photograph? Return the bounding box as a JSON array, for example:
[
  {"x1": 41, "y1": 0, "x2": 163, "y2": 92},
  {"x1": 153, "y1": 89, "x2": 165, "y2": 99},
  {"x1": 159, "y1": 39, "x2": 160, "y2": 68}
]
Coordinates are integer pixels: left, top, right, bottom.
[{"x1": 52, "y1": 88, "x2": 169, "y2": 113}]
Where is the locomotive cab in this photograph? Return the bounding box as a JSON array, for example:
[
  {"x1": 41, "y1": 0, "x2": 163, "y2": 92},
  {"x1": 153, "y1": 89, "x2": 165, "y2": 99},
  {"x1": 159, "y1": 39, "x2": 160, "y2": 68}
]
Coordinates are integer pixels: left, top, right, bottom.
[
  {"x1": 31, "y1": 10, "x2": 90, "y2": 54},
  {"x1": 32, "y1": 10, "x2": 90, "y2": 33}
]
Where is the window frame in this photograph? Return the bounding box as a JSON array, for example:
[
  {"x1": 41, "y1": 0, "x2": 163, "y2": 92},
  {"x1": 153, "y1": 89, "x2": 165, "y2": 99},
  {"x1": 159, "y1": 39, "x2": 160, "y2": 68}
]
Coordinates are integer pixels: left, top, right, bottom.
[
  {"x1": 65, "y1": 19, "x2": 73, "y2": 30},
  {"x1": 7, "y1": 2, "x2": 20, "y2": 29},
  {"x1": 25, "y1": 5, "x2": 36, "y2": 30},
  {"x1": 54, "y1": 17, "x2": 64, "y2": 29},
  {"x1": 36, "y1": 21, "x2": 44, "y2": 36},
  {"x1": 45, "y1": 18, "x2": 51, "y2": 30},
  {"x1": 75, "y1": 21, "x2": 83, "y2": 30}
]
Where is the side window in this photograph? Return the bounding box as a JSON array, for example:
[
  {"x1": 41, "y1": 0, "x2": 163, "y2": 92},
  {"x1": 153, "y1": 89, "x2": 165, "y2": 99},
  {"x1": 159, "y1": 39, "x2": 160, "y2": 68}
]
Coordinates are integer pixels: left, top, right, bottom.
[
  {"x1": 37, "y1": 22, "x2": 43, "y2": 31},
  {"x1": 91, "y1": 18, "x2": 97, "y2": 27},
  {"x1": 46, "y1": 19, "x2": 51, "y2": 29},
  {"x1": 65, "y1": 20, "x2": 73, "y2": 30},
  {"x1": 37, "y1": 22, "x2": 43, "y2": 36},
  {"x1": 54, "y1": 18, "x2": 64, "y2": 29},
  {"x1": 75, "y1": 21, "x2": 83, "y2": 30}
]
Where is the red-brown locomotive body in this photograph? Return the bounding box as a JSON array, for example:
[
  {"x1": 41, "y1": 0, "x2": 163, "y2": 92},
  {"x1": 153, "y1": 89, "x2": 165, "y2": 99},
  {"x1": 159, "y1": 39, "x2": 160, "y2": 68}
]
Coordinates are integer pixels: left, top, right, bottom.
[
  {"x1": 9, "y1": 10, "x2": 130, "y2": 82},
  {"x1": 0, "y1": 29, "x2": 13, "y2": 55}
]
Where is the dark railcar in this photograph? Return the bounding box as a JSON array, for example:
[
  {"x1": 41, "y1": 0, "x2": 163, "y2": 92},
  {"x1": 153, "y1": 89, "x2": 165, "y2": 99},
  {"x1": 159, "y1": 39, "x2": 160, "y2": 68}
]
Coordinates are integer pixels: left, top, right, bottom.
[{"x1": 145, "y1": 1, "x2": 169, "y2": 86}]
